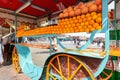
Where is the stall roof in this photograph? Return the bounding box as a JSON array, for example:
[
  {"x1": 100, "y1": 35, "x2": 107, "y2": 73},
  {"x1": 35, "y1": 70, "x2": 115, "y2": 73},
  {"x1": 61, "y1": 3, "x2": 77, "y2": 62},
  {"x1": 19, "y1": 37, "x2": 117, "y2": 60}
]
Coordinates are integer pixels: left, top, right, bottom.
[
  {"x1": 0, "y1": 0, "x2": 82, "y2": 35},
  {"x1": 0, "y1": 0, "x2": 81, "y2": 18},
  {"x1": 1, "y1": 0, "x2": 119, "y2": 19}
]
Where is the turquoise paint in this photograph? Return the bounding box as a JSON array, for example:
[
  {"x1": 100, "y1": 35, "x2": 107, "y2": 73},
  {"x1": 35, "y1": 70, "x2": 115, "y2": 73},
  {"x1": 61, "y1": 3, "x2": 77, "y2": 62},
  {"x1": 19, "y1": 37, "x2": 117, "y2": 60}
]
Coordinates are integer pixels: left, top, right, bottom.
[
  {"x1": 15, "y1": 44, "x2": 43, "y2": 80},
  {"x1": 49, "y1": 37, "x2": 53, "y2": 55},
  {"x1": 56, "y1": 36, "x2": 66, "y2": 50},
  {"x1": 14, "y1": 0, "x2": 109, "y2": 79},
  {"x1": 56, "y1": 0, "x2": 109, "y2": 79},
  {"x1": 93, "y1": 0, "x2": 109, "y2": 78}
]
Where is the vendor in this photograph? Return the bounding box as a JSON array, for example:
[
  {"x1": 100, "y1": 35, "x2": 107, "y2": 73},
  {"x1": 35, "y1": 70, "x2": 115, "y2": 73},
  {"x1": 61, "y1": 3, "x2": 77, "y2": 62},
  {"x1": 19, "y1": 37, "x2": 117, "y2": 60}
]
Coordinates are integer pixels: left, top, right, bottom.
[
  {"x1": 51, "y1": 36, "x2": 58, "y2": 52},
  {"x1": 0, "y1": 38, "x2": 4, "y2": 67}
]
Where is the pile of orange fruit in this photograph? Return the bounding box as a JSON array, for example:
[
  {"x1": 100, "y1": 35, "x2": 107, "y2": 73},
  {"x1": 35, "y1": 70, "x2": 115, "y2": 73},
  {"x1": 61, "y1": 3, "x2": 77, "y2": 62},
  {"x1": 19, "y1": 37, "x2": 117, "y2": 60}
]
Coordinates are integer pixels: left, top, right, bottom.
[
  {"x1": 59, "y1": 0, "x2": 102, "y2": 18},
  {"x1": 58, "y1": 12, "x2": 102, "y2": 32},
  {"x1": 17, "y1": 12, "x2": 102, "y2": 37},
  {"x1": 17, "y1": 24, "x2": 27, "y2": 31},
  {"x1": 17, "y1": 0, "x2": 102, "y2": 37}
]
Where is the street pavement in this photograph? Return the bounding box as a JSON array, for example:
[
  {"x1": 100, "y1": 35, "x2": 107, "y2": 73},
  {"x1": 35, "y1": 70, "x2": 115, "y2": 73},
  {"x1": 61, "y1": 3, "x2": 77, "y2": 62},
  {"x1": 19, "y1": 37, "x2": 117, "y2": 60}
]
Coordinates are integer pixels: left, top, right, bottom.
[
  {"x1": 0, "y1": 65, "x2": 31, "y2": 80},
  {"x1": 0, "y1": 41, "x2": 96, "y2": 80}
]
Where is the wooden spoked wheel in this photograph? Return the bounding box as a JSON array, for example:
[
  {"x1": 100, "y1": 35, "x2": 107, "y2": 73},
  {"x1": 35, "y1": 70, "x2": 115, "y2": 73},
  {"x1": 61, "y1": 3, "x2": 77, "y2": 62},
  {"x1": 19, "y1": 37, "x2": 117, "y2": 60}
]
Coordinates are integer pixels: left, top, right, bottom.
[
  {"x1": 12, "y1": 47, "x2": 21, "y2": 73},
  {"x1": 98, "y1": 59, "x2": 114, "y2": 80},
  {"x1": 46, "y1": 54, "x2": 95, "y2": 80}
]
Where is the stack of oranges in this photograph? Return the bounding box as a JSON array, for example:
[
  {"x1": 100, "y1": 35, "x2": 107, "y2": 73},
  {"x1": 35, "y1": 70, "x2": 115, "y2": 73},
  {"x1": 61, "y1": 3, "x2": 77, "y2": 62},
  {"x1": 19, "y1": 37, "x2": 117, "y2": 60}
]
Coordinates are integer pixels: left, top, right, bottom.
[
  {"x1": 58, "y1": 12, "x2": 102, "y2": 33},
  {"x1": 17, "y1": 24, "x2": 27, "y2": 31},
  {"x1": 59, "y1": 0, "x2": 102, "y2": 19},
  {"x1": 16, "y1": 12, "x2": 102, "y2": 37},
  {"x1": 17, "y1": 0, "x2": 102, "y2": 37}
]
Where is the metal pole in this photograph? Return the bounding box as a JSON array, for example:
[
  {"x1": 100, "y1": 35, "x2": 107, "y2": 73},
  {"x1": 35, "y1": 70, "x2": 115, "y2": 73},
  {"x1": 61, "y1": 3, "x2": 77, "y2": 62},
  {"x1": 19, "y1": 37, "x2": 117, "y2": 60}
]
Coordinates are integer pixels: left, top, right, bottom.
[
  {"x1": 49, "y1": 37, "x2": 52, "y2": 55},
  {"x1": 14, "y1": 12, "x2": 18, "y2": 43}
]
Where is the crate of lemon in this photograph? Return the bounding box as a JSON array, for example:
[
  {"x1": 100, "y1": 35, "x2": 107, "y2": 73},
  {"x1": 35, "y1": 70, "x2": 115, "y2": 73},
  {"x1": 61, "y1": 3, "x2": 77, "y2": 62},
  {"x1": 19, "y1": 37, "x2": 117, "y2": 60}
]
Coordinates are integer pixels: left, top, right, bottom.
[{"x1": 16, "y1": 0, "x2": 102, "y2": 37}]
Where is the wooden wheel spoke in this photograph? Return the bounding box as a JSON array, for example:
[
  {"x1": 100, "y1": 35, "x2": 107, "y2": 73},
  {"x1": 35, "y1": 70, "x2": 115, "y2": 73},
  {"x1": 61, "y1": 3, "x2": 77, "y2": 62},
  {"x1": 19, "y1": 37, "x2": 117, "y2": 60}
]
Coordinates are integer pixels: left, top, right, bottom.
[
  {"x1": 102, "y1": 71, "x2": 109, "y2": 77},
  {"x1": 99, "y1": 75, "x2": 103, "y2": 80},
  {"x1": 46, "y1": 54, "x2": 95, "y2": 80},
  {"x1": 98, "y1": 59, "x2": 114, "y2": 80},
  {"x1": 67, "y1": 56, "x2": 70, "y2": 79},
  {"x1": 57, "y1": 56, "x2": 62, "y2": 74},
  {"x1": 48, "y1": 73, "x2": 57, "y2": 80},
  {"x1": 50, "y1": 63, "x2": 65, "y2": 79},
  {"x1": 70, "y1": 64, "x2": 82, "y2": 79}
]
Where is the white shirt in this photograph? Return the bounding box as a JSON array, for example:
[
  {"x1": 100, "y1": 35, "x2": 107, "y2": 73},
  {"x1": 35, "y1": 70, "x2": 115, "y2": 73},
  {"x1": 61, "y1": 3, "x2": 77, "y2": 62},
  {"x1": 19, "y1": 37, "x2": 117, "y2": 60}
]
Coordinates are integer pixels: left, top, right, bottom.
[{"x1": 0, "y1": 43, "x2": 4, "y2": 63}]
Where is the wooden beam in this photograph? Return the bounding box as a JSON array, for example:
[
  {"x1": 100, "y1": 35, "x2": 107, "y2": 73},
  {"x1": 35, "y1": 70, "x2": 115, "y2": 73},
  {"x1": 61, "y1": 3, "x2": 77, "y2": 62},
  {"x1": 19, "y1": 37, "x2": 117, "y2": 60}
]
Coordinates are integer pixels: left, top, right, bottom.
[{"x1": 0, "y1": 7, "x2": 36, "y2": 19}]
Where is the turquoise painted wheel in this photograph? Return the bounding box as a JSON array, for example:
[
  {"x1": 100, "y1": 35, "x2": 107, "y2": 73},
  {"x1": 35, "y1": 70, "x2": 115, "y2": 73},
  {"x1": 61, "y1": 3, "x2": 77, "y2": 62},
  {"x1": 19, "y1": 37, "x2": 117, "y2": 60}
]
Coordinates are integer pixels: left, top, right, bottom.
[
  {"x1": 12, "y1": 47, "x2": 21, "y2": 73},
  {"x1": 46, "y1": 54, "x2": 95, "y2": 80}
]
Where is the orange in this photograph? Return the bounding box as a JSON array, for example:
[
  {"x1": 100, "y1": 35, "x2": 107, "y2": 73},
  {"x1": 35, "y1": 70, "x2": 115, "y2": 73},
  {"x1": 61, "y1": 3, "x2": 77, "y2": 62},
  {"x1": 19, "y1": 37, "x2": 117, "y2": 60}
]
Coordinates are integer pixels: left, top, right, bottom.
[
  {"x1": 64, "y1": 25, "x2": 68, "y2": 28},
  {"x1": 65, "y1": 18, "x2": 68, "y2": 21},
  {"x1": 67, "y1": 24, "x2": 71, "y2": 27},
  {"x1": 80, "y1": 28, "x2": 84, "y2": 32},
  {"x1": 88, "y1": 25, "x2": 92, "y2": 29},
  {"x1": 92, "y1": 15, "x2": 97, "y2": 20},
  {"x1": 84, "y1": 26, "x2": 88, "y2": 28},
  {"x1": 76, "y1": 23, "x2": 80, "y2": 27},
  {"x1": 86, "y1": 13, "x2": 90, "y2": 17},
  {"x1": 69, "y1": 18, "x2": 72, "y2": 20},
  {"x1": 78, "y1": 26, "x2": 82, "y2": 29},
  {"x1": 74, "y1": 19, "x2": 78, "y2": 23},
  {"x1": 87, "y1": 16, "x2": 92, "y2": 21},
  {"x1": 97, "y1": 13, "x2": 102, "y2": 17},
  {"x1": 72, "y1": 23, "x2": 76, "y2": 27},
  {"x1": 62, "y1": 22, "x2": 65, "y2": 25},
  {"x1": 96, "y1": 25, "x2": 102, "y2": 30},
  {"x1": 70, "y1": 28, "x2": 74, "y2": 32},
  {"x1": 83, "y1": 18, "x2": 87, "y2": 22},
  {"x1": 73, "y1": 16, "x2": 76, "y2": 20},
  {"x1": 81, "y1": 22, "x2": 85, "y2": 27},
  {"x1": 81, "y1": 14, "x2": 85, "y2": 19},
  {"x1": 96, "y1": 16, "x2": 102, "y2": 23},
  {"x1": 93, "y1": 23, "x2": 99, "y2": 28},
  {"x1": 85, "y1": 28, "x2": 89, "y2": 32},
  {"x1": 90, "y1": 28, "x2": 95, "y2": 32},
  {"x1": 65, "y1": 21, "x2": 68, "y2": 25},
  {"x1": 69, "y1": 27, "x2": 73, "y2": 32},
  {"x1": 84, "y1": 21, "x2": 89, "y2": 26},
  {"x1": 89, "y1": 20, "x2": 95, "y2": 25},
  {"x1": 77, "y1": 16, "x2": 81, "y2": 19},
  {"x1": 75, "y1": 28, "x2": 80, "y2": 32},
  {"x1": 78, "y1": 19, "x2": 82, "y2": 23},
  {"x1": 69, "y1": 21, "x2": 72, "y2": 24},
  {"x1": 91, "y1": 12, "x2": 97, "y2": 16}
]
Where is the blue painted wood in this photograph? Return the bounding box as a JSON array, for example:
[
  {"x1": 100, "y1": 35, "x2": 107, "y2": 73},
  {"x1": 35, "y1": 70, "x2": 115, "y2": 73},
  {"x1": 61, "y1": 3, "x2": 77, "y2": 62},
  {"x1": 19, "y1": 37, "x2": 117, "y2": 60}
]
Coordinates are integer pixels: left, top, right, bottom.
[
  {"x1": 93, "y1": 0, "x2": 109, "y2": 78},
  {"x1": 15, "y1": 0, "x2": 109, "y2": 79},
  {"x1": 15, "y1": 44, "x2": 43, "y2": 80}
]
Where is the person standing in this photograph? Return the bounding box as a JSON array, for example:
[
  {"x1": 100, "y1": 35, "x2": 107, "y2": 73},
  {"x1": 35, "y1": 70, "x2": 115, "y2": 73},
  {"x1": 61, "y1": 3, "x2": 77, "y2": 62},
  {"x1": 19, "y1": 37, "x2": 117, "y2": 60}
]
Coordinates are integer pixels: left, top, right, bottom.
[
  {"x1": 51, "y1": 36, "x2": 58, "y2": 52},
  {"x1": 0, "y1": 38, "x2": 4, "y2": 67}
]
